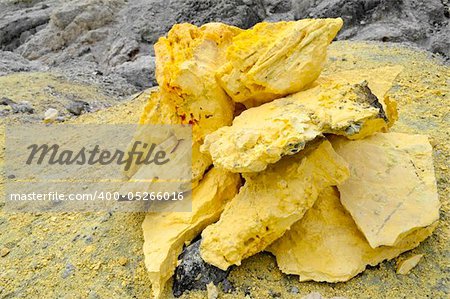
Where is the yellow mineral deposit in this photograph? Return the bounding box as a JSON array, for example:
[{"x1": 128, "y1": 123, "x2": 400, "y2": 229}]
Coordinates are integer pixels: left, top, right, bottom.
[
  {"x1": 133, "y1": 19, "x2": 443, "y2": 298},
  {"x1": 154, "y1": 22, "x2": 242, "y2": 141},
  {"x1": 200, "y1": 140, "x2": 349, "y2": 270},
  {"x1": 318, "y1": 65, "x2": 404, "y2": 127},
  {"x1": 216, "y1": 18, "x2": 343, "y2": 107},
  {"x1": 202, "y1": 81, "x2": 388, "y2": 173},
  {"x1": 268, "y1": 187, "x2": 437, "y2": 282},
  {"x1": 128, "y1": 89, "x2": 211, "y2": 186},
  {"x1": 129, "y1": 23, "x2": 242, "y2": 185},
  {"x1": 142, "y1": 168, "x2": 240, "y2": 299},
  {"x1": 396, "y1": 254, "x2": 424, "y2": 275},
  {"x1": 332, "y1": 133, "x2": 440, "y2": 248}
]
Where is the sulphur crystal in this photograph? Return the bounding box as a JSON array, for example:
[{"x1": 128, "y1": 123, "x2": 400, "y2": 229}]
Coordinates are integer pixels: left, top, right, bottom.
[
  {"x1": 155, "y1": 22, "x2": 242, "y2": 142},
  {"x1": 332, "y1": 133, "x2": 440, "y2": 248},
  {"x1": 200, "y1": 140, "x2": 349, "y2": 270},
  {"x1": 128, "y1": 89, "x2": 212, "y2": 187},
  {"x1": 319, "y1": 66, "x2": 403, "y2": 127},
  {"x1": 133, "y1": 23, "x2": 241, "y2": 185},
  {"x1": 202, "y1": 81, "x2": 387, "y2": 173},
  {"x1": 216, "y1": 18, "x2": 343, "y2": 107},
  {"x1": 268, "y1": 187, "x2": 437, "y2": 282},
  {"x1": 142, "y1": 168, "x2": 240, "y2": 299}
]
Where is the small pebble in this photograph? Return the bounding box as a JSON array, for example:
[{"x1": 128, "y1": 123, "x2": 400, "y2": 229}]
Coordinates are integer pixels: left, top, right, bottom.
[
  {"x1": 11, "y1": 101, "x2": 34, "y2": 114},
  {"x1": 84, "y1": 235, "x2": 93, "y2": 244},
  {"x1": 118, "y1": 257, "x2": 128, "y2": 266},
  {"x1": 397, "y1": 254, "x2": 423, "y2": 275},
  {"x1": 1, "y1": 97, "x2": 15, "y2": 107},
  {"x1": 269, "y1": 290, "x2": 281, "y2": 298},
  {"x1": 221, "y1": 278, "x2": 234, "y2": 293},
  {"x1": 62, "y1": 262, "x2": 75, "y2": 278},
  {"x1": 44, "y1": 108, "x2": 59, "y2": 123},
  {"x1": 1, "y1": 247, "x2": 10, "y2": 257},
  {"x1": 291, "y1": 286, "x2": 299, "y2": 294},
  {"x1": 207, "y1": 282, "x2": 218, "y2": 299},
  {"x1": 67, "y1": 100, "x2": 90, "y2": 116}
]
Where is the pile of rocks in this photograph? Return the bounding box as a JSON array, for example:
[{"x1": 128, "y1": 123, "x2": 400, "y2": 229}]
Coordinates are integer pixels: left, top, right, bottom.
[{"x1": 128, "y1": 19, "x2": 441, "y2": 298}]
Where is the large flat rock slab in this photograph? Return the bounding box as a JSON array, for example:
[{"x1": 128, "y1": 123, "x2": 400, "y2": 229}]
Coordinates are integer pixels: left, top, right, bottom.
[{"x1": 332, "y1": 132, "x2": 440, "y2": 248}]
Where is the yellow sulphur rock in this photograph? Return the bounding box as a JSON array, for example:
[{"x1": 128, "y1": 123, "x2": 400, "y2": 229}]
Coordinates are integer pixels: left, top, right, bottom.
[
  {"x1": 332, "y1": 132, "x2": 440, "y2": 248},
  {"x1": 217, "y1": 18, "x2": 343, "y2": 107},
  {"x1": 200, "y1": 140, "x2": 349, "y2": 270},
  {"x1": 268, "y1": 187, "x2": 437, "y2": 282},
  {"x1": 202, "y1": 81, "x2": 387, "y2": 173},
  {"x1": 142, "y1": 168, "x2": 240, "y2": 299}
]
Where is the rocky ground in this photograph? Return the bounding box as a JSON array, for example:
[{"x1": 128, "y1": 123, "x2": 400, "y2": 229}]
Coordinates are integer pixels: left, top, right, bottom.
[
  {"x1": 1, "y1": 0, "x2": 449, "y2": 100},
  {"x1": 0, "y1": 0, "x2": 449, "y2": 298},
  {"x1": 1, "y1": 40, "x2": 449, "y2": 299}
]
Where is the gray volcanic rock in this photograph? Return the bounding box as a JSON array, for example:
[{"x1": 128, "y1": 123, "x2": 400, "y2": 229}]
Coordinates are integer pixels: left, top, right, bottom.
[
  {"x1": 14, "y1": 0, "x2": 266, "y2": 66},
  {"x1": 0, "y1": 0, "x2": 447, "y2": 99},
  {"x1": 1, "y1": 0, "x2": 267, "y2": 93},
  {"x1": 0, "y1": 1, "x2": 52, "y2": 52},
  {"x1": 173, "y1": 239, "x2": 229, "y2": 297},
  {"x1": 111, "y1": 55, "x2": 156, "y2": 90},
  {"x1": 0, "y1": 51, "x2": 44, "y2": 76},
  {"x1": 292, "y1": 0, "x2": 449, "y2": 59},
  {"x1": 17, "y1": 0, "x2": 125, "y2": 65}
]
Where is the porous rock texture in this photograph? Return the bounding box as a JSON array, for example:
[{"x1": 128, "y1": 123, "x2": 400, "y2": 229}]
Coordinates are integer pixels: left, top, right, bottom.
[{"x1": 200, "y1": 140, "x2": 350, "y2": 270}]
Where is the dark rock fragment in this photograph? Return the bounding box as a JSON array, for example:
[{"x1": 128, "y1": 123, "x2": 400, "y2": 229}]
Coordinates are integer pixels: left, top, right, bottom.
[
  {"x1": 66, "y1": 100, "x2": 90, "y2": 115},
  {"x1": 1, "y1": 97, "x2": 34, "y2": 114},
  {"x1": 173, "y1": 239, "x2": 229, "y2": 297}
]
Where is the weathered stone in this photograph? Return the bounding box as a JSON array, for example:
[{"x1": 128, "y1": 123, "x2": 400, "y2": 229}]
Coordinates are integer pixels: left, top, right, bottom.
[
  {"x1": 268, "y1": 187, "x2": 437, "y2": 282},
  {"x1": 207, "y1": 282, "x2": 219, "y2": 299},
  {"x1": 202, "y1": 81, "x2": 387, "y2": 173},
  {"x1": 154, "y1": 22, "x2": 242, "y2": 142},
  {"x1": 11, "y1": 101, "x2": 34, "y2": 114},
  {"x1": 0, "y1": 3, "x2": 51, "y2": 51},
  {"x1": 200, "y1": 140, "x2": 349, "y2": 270},
  {"x1": 0, "y1": 51, "x2": 43, "y2": 76},
  {"x1": 126, "y1": 89, "x2": 212, "y2": 187},
  {"x1": 172, "y1": 240, "x2": 228, "y2": 297},
  {"x1": 1, "y1": 98, "x2": 34, "y2": 114},
  {"x1": 66, "y1": 100, "x2": 90, "y2": 115},
  {"x1": 292, "y1": 0, "x2": 449, "y2": 59},
  {"x1": 112, "y1": 55, "x2": 156, "y2": 89},
  {"x1": 319, "y1": 66, "x2": 403, "y2": 127},
  {"x1": 396, "y1": 254, "x2": 424, "y2": 275},
  {"x1": 142, "y1": 168, "x2": 240, "y2": 299},
  {"x1": 332, "y1": 133, "x2": 440, "y2": 248},
  {"x1": 216, "y1": 18, "x2": 343, "y2": 106},
  {"x1": 0, "y1": 247, "x2": 10, "y2": 257},
  {"x1": 18, "y1": 0, "x2": 124, "y2": 63},
  {"x1": 44, "y1": 108, "x2": 58, "y2": 122}
]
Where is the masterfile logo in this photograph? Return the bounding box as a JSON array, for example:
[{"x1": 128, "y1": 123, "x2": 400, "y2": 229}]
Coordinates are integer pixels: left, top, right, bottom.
[{"x1": 4, "y1": 124, "x2": 192, "y2": 212}]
